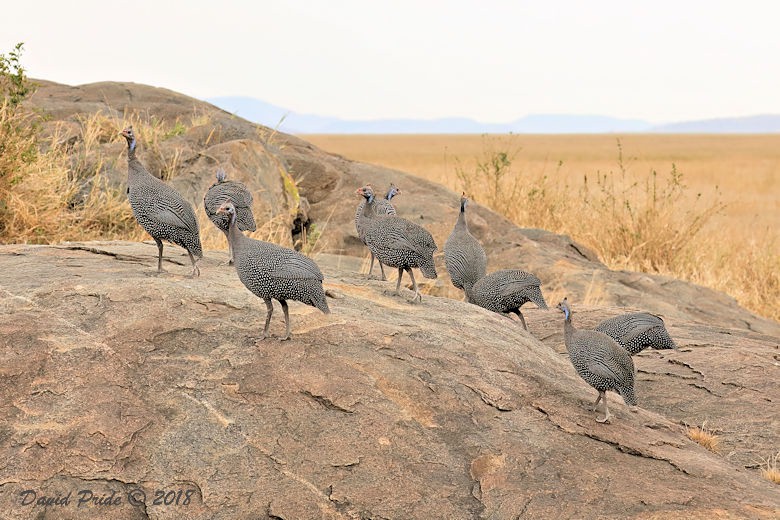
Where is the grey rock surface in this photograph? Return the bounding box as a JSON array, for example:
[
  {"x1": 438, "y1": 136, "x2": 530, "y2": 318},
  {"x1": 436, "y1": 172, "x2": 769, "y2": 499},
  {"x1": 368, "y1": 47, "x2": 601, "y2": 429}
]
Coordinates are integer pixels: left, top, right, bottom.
[{"x1": 0, "y1": 242, "x2": 778, "y2": 519}]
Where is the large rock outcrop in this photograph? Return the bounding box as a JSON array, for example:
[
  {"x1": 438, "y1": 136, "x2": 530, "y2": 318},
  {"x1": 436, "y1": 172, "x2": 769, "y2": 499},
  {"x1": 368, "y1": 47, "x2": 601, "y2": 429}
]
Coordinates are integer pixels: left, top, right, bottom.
[
  {"x1": 0, "y1": 80, "x2": 775, "y2": 518},
  {"x1": 25, "y1": 80, "x2": 778, "y2": 335},
  {"x1": 0, "y1": 242, "x2": 778, "y2": 519}
]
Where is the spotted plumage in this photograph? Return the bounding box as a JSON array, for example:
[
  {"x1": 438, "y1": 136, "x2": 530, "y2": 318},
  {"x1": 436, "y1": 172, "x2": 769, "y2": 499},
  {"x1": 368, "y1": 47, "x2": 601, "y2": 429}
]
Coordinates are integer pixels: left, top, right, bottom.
[
  {"x1": 357, "y1": 185, "x2": 437, "y2": 302},
  {"x1": 355, "y1": 183, "x2": 400, "y2": 280},
  {"x1": 121, "y1": 126, "x2": 202, "y2": 276},
  {"x1": 558, "y1": 298, "x2": 638, "y2": 423},
  {"x1": 444, "y1": 193, "x2": 487, "y2": 302},
  {"x1": 466, "y1": 270, "x2": 547, "y2": 330},
  {"x1": 204, "y1": 168, "x2": 256, "y2": 264},
  {"x1": 595, "y1": 313, "x2": 677, "y2": 355},
  {"x1": 218, "y1": 202, "x2": 329, "y2": 341}
]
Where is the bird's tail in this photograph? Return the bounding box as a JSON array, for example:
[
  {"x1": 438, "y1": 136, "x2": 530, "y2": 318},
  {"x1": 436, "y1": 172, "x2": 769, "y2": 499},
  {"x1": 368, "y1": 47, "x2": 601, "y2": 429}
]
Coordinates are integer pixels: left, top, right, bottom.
[
  {"x1": 657, "y1": 328, "x2": 678, "y2": 350},
  {"x1": 529, "y1": 286, "x2": 548, "y2": 309},
  {"x1": 419, "y1": 255, "x2": 438, "y2": 279},
  {"x1": 619, "y1": 385, "x2": 638, "y2": 407},
  {"x1": 312, "y1": 286, "x2": 331, "y2": 314}
]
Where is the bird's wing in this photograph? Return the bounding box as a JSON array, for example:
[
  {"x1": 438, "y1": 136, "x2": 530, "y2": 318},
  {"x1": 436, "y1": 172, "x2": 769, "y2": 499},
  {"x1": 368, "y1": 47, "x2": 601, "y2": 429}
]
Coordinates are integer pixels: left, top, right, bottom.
[
  {"x1": 587, "y1": 359, "x2": 622, "y2": 384},
  {"x1": 384, "y1": 233, "x2": 427, "y2": 256},
  {"x1": 154, "y1": 207, "x2": 193, "y2": 231},
  {"x1": 618, "y1": 314, "x2": 664, "y2": 343},
  {"x1": 269, "y1": 250, "x2": 324, "y2": 281},
  {"x1": 498, "y1": 274, "x2": 539, "y2": 298}
]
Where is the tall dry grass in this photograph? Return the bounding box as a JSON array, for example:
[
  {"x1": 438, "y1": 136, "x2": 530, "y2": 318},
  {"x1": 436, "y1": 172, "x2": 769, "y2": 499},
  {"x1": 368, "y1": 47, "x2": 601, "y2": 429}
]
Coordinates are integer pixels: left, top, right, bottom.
[
  {"x1": 305, "y1": 133, "x2": 779, "y2": 321},
  {"x1": 0, "y1": 104, "x2": 212, "y2": 244},
  {"x1": 1, "y1": 104, "x2": 317, "y2": 255}
]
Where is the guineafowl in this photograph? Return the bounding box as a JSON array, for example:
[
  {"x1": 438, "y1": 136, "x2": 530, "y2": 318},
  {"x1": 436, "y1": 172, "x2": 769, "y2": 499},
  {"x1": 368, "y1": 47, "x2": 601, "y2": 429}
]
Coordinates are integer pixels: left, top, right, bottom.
[
  {"x1": 120, "y1": 126, "x2": 202, "y2": 276},
  {"x1": 595, "y1": 312, "x2": 678, "y2": 355},
  {"x1": 204, "y1": 168, "x2": 256, "y2": 265},
  {"x1": 357, "y1": 185, "x2": 437, "y2": 302},
  {"x1": 355, "y1": 183, "x2": 400, "y2": 280},
  {"x1": 217, "y1": 202, "x2": 329, "y2": 341},
  {"x1": 466, "y1": 270, "x2": 547, "y2": 330},
  {"x1": 557, "y1": 298, "x2": 638, "y2": 423},
  {"x1": 444, "y1": 193, "x2": 487, "y2": 302}
]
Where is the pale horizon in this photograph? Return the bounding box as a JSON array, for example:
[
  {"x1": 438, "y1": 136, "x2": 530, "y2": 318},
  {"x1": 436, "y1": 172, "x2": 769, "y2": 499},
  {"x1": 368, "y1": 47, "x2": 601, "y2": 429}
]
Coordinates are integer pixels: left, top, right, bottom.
[{"x1": 3, "y1": 1, "x2": 779, "y2": 125}]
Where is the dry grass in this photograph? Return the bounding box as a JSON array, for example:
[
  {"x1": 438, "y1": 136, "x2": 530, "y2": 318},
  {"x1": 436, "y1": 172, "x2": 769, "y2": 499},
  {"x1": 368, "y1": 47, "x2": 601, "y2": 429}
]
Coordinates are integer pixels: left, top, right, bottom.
[
  {"x1": 304, "y1": 133, "x2": 780, "y2": 321},
  {"x1": 1, "y1": 104, "x2": 138, "y2": 243},
  {"x1": 0, "y1": 105, "x2": 218, "y2": 245},
  {"x1": 1, "y1": 100, "x2": 319, "y2": 261},
  {"x1": 761, "y1": 451, "x2": 780, "y2": 484},
  {"x1": 686, "y1": 422, "x2": 721, "y2": 453}
]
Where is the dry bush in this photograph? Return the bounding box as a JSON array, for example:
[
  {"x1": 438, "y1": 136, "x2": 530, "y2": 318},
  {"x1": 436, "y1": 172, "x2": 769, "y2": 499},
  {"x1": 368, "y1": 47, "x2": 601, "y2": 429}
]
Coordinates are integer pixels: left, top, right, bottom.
[
  {"x1": 761, "y1": 451, "x2": 780, "y2": 484},
  {"x1": 0, "y1": 83, "x2": 219, "y2": 245},
  {"x1": 686, "y1": 422, "x2": 720, "y2": 453},
  {"x1": 452, "y1": 135, "x2": 778, "y2": 321},
  {"x1": 0, "y1": 114, "x2": 140, "y2": 243}
]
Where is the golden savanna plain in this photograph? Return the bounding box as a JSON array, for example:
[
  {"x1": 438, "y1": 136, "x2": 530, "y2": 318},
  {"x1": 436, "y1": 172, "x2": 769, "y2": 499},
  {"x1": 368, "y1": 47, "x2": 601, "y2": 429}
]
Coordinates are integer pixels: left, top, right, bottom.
[{"x1": 303, "y1": 133, "x2": 780, "y2": 321}]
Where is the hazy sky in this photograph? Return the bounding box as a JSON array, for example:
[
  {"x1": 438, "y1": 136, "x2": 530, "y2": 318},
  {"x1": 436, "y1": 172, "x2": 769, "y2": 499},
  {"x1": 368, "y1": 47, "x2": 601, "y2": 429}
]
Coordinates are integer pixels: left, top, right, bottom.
[{"x1": 2, "y1": 1, "x2": 778, "y2": 123}]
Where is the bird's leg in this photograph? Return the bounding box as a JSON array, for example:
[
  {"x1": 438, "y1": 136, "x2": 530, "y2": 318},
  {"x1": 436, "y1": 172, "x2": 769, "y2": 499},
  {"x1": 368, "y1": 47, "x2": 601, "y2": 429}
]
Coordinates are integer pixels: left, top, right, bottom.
[
  {"x1": 395, "y1": 267, "x2": 404, "y2": 295},
  {"x1": 408, "y1": 268, "x2": 421, "y2": 303},
  {"x1": 514, "y1": 309, "x2": 529, "y2": 331},
  {"x1": 367, "y1": 252, "x2": 375, "y2": 278},
  {"x1": 592, "y1": 391, "x2": 603, "y2": 411},
  {"x1": 259, "y1": 298, "x2": 273, "y2": 341},
  {"x1": 595, "y1": 392, "x2": 611, "y2": 423},
  {"x1": 188, "y1": 251, "x2": 200, "y2": 278},
  {"x1": 378, "y1": 261, "x2": 387, "y2": 281},
  {"x1": 280, "y1": 300, "x2": 291, "y2": 341},
  {"x1": 154, "y1": 238, "x2": 165, "y2": 273}
]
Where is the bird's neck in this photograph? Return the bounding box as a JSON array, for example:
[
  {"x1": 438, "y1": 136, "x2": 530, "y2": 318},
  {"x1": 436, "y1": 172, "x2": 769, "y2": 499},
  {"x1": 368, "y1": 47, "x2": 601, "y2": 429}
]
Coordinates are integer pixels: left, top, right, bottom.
[
  {"x1": 563, "y1": 316, "x2": 575, "y2": 345},
  {"x1": 227, "y1": 214, "x2": 245, "y2": 249},
  {"x1": 456, "y1": 205, "x2": 468, "y2": 230},
  {"x1": 463, "y1": 282, "x2": 475, "y2": 301},
  {"x1": 127, "y1": 138, "x2": 137, "y2": 161},
  {"x1": 362, "y1": 197, "x2": 375, "y2": 218}
]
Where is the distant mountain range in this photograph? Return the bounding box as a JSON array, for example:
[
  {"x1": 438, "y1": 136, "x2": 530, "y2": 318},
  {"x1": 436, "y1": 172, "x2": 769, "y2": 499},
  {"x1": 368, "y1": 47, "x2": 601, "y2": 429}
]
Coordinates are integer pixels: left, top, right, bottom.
[{"x1": 206, "y1": 96, "x2": 780, "y2": 134}]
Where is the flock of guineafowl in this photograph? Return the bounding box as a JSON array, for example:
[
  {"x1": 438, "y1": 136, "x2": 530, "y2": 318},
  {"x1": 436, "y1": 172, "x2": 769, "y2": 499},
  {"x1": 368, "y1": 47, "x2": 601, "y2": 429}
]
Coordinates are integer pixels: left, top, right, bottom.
[{"x1": 121, "y1": 125, "x2": 678, "y2": 424}]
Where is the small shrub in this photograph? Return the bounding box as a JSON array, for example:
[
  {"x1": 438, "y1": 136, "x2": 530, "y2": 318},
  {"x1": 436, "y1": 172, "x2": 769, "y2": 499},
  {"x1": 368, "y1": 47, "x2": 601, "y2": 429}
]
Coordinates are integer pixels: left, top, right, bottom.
[
  {"x1": 0, "y1": 43, "x2": 33, "y2": 106},
  {"x1": 760, "y1": 451, "x2": 780, "y2": 485},
  {"x1": 686, "y1": 422, "x2": 720, "y2": 453}
]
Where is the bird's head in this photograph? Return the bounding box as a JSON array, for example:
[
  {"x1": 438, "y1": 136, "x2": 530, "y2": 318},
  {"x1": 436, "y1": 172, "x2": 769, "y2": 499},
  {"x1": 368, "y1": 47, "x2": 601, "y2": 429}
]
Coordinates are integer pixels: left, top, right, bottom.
[
  {"x1": 386, "y1": 183, "x2": 400, "y2": 200},
  {"x1": 217, "y1": 201, "x2": 237, "y2": 222},
  {"x1": 120, "y1": 126, "x2": 136, "y2": 151},
  {"x1": 460, "y1": 192, "x2": 469, "y2": 211},
  {"x1": 556, "y1": 298, "x2": 571, "y2": 320},
  {"x1": 356, "y1": 185, "x2": 375, "y2": 203}
]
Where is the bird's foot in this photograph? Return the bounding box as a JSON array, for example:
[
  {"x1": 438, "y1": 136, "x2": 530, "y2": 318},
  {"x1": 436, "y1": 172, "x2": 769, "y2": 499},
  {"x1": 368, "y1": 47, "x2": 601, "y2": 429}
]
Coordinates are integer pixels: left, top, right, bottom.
[
  {"x1": 408, "y1": 292, "x2": 422, "y2": 304},
  {"x1": 250, "y1": 333, "x2": 268, "y2": 345},
  {"x1": 279, "y1": 335, "x2": 292, "y2": 342},
  {"x1": 189, "y1": 266, "x2": 200, "y2": 278},
  {"x1": 629, "y1": 406, "x2": 639, "y2": 413},
  {"x1": 596, "y1": 413, "x2": 611, "y2": 424}
]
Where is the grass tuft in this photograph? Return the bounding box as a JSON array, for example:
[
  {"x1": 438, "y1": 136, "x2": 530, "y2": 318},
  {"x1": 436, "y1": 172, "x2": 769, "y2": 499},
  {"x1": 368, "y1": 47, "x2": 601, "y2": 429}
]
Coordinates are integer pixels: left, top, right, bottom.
[
  {"x1": 686, "y1": 422, "x2": 720, "y2": 453},
  {"x1": 760, "y1": 451, "x2": 780, "y2": 485}
]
